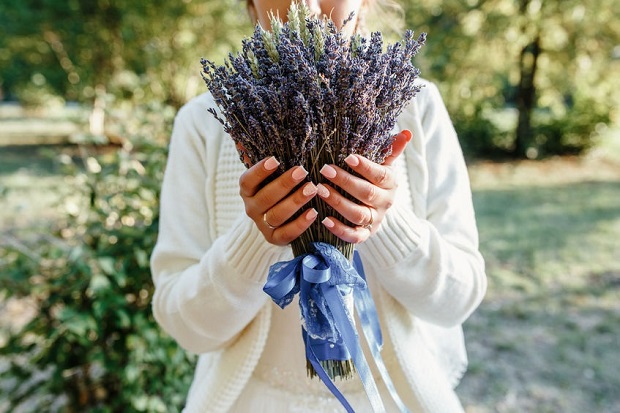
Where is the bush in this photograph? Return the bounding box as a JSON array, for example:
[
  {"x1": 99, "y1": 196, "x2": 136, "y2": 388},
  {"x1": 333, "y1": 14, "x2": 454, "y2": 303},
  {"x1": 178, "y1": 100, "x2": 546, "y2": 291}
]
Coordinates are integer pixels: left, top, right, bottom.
[
  {"x1": 532, "y1": 100, "x2": 610, "y2": 158},
  {"x1": 453, "y1": 100, "x2": 610, "y2": 160},
  {"x1": 453, "y1": 107, "x2": 513, "y2": 160},
  {"x1": 0, "y1": 102, "x2": 195, "y2": 412}
]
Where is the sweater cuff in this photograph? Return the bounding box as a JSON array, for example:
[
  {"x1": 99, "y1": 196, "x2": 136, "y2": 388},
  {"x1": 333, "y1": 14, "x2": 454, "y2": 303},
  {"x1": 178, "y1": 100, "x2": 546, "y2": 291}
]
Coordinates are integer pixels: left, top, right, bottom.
[
  {"x1": 360, "y1": 204, "x2": 427, "y2": 269},
  {"x1": 222, "y1": 216, "x2": 292, "y2": 283}
]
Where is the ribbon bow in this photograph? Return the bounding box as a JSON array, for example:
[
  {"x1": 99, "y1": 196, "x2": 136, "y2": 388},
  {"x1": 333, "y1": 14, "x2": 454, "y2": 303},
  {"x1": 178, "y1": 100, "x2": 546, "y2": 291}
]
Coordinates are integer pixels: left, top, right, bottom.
[{"x1": 264, "y1": 242, "x2": 410, "y2": 413}]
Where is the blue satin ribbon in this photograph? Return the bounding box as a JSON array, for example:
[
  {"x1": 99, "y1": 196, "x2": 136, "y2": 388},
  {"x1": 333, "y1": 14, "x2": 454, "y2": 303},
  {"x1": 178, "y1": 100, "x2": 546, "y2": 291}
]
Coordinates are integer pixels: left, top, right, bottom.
[{"x1": 263, "y1": 242, "x2": 409, "y2": 413}]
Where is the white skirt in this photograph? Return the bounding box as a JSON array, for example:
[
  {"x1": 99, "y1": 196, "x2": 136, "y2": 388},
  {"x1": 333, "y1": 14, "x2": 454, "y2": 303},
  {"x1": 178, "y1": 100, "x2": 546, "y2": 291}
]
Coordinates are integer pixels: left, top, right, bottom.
[{"x1": 229, "y1": 373, "x2": 403, "y2": 413}]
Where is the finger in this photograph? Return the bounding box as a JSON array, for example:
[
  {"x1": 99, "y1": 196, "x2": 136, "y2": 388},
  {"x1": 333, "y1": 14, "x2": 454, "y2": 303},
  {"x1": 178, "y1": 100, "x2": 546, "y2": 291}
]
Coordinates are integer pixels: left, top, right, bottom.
[
  {"x1": 270, "y1": 208, "x2": 318, "y2": 246},
  {"x1": 263, "y1": 182, "x2": 318, "y2": 228},
  {"x1": 319, "y1": 163, "x2": 388, "y2": 207},
  {"x1": 315, "y1": 183, "x2": 372, "y2": 226},
  {"x1": 239, "y1": 156, "x2": 281, "y2": 198},
  {"x1": 321, "y1": 216, "x2": 370, "y2": 244},
  {"x1": 382, "y1": 129, "x2": 412, "y2": 166},
  {"x1": 250, "y1": 165, "x2": 309, "y2": 213},
  {"x1": 343, "y1": 154, "x2": 396, "y2": 189}
]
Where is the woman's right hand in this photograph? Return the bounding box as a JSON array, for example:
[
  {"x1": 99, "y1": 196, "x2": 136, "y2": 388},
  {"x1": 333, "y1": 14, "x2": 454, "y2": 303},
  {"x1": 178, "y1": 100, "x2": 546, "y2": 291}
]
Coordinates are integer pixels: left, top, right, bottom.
[{"x1": 239, "y1": 156, "x2": 318, "y2": 246}]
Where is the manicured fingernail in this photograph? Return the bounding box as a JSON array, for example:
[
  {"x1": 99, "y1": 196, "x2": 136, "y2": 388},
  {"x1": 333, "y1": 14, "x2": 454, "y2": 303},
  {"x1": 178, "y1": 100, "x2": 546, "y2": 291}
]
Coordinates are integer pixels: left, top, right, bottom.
[
  {"x1": 322, "y1": 217, "x2": 335, "y2": 228},
  {"x1": 264, "y1": 157, "x2": 280, "y2": 171},
  {"x1": 402, "y1": 130, "x2": 412, "y2": 142},
  {"x1": 306, "y1": 208, "x2": 318, "y2": 220},
  {"x1": 316, "y1": 183, "x2": 329, "y2": 198},
  {"x1": 292, "y1": 166, "x2": 308, "y2": 181},
  {"x1": 320, "y1": 164, "x2": 337, "y2": 179},
  {"x1": 303, "y1": 183, "x2": 317, "y2": 196},
  {"x1": 344, "y1": 154, "x2": 359, "y2": 167}
]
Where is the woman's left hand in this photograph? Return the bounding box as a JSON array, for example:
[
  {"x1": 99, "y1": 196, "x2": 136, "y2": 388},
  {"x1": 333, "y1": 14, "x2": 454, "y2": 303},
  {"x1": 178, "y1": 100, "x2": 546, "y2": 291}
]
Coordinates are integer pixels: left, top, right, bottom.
[{"x1": 317, "y1": 129, "x2": 412, "y2": 244}]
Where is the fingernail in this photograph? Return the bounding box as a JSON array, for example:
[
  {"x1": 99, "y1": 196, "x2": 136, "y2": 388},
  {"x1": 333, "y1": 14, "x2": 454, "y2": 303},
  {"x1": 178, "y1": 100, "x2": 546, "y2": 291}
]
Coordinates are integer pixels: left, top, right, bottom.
[
  {"x1": 264, "y1": 157, "x2": 280, "y2": 171},
  {"x1": 320, "y1": 164, "x2": 337, "y2": 179},
  {"x1": 306, "y1": 208, "x2": 318, "y2": 220},
  {"x1": 322, "y1": 217, "x2": 335, "y2": 228},
  {"x1": 316, "y1": 183, "x2": 329, "y2": 198},
  {"x1": 292, "y1": 166, "x2": 308, "y2": 181},
  {"x1": 303, "y1": 183, "x2": 317, "y2": 196},
  {"x1": 402, "y1": 130, "x2": 412, "y2": 142},
  {"x1": 344, "y1": 154, "x2": 359, "y2": 167}
]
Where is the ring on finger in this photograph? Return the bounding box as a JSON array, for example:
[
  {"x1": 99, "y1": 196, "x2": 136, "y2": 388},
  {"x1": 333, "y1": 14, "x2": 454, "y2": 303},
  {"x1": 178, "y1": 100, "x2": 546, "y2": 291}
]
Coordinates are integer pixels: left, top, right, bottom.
[
  {"x1": 361, "y1": 206, "x2": 374, "y2": 231},
  {"x1": 263, "y1": 212, "x2": 279, "y2": 230}
]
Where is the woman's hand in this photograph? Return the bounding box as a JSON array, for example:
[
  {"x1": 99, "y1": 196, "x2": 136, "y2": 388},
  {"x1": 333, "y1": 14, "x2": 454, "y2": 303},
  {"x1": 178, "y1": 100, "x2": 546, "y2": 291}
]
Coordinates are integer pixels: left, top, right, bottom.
[
  {"x1": 316, "y1": 129, "x2": 412, "y2": 244},
  {"x1": 239, "y1": 156, "x2": 319, "y2": 246}
]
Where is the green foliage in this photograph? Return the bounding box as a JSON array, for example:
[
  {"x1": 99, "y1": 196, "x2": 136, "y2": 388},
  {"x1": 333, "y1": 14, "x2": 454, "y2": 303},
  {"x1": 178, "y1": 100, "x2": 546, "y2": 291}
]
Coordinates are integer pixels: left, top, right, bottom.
[
  {"x1": 404, "y1": 0, "x2": 620, "y2": 159},
  {"x1": 0, "y1": 102, "x2": 195, "y2": 412},
  {"x1": 2, "y1": 0, "x2": 618, "y2": 157},
  {"x1": 0, "y1": 0, "x2": 250, "y2": 107},
  {"x1": 532, "y1": 99, "x2": 611, "y2": 158},
  {"x1": 453, "y1": 106, "x2": 510, "y2": 160},
  {"x1": 456, "y1": 98, "x2": 611, "y2": 160}
]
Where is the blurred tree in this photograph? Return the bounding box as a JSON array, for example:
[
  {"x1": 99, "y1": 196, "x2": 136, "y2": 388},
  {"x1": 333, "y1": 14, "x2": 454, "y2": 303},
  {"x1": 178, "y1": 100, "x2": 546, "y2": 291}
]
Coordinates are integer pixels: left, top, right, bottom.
[
  {"x1": 0, "y1": 0, "x2": 251, "y2": 108},
  {"x1": 403, "y1": 0, "x2": 620, "y2": 158},
  {"x1": 0, "y1": 0, "x2": 618, "y2": 153}
]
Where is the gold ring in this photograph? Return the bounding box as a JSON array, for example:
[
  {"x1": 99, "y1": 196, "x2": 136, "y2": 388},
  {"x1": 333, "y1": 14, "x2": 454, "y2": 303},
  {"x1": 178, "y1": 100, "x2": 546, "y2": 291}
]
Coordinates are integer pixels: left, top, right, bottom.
[
  {"x1": 263, "y1": 212, "x2": 278, "y2": 230},
  {"x1": 362, "y1": 206, "x2": 373, "y2": 231}
]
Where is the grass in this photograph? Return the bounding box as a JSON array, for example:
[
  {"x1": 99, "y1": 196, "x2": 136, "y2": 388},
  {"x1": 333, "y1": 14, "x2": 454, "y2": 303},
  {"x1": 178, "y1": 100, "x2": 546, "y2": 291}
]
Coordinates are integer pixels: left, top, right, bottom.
[
  {"x1": 459, "y1": 146, "x2": 620, "y2": 412},
  {"x1": 1, "y1": 141, "x2": 619, "y2": 412},
  {"x1": 0, "y1": 145, "x2": 77, "y2": 232}
]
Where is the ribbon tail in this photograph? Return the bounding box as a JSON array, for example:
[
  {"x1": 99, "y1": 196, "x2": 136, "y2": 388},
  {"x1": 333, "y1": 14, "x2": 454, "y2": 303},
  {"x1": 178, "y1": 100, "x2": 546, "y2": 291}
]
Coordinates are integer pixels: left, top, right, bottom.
[
  {"x1": 303, "y1": 330, "x2": 356, "y2": 413},
  {"x1": 353, "y1": 252, "x2": 383, "y2": 344},
  {"x1": 322, "y1": 283, "x2": 386, "y2": 413},
  {"x1": 353, "y1": 252, "x2": 411, "y2": 413},
  {"x1": 355, "y1": 287, "x2": 411, "y2": 413}
]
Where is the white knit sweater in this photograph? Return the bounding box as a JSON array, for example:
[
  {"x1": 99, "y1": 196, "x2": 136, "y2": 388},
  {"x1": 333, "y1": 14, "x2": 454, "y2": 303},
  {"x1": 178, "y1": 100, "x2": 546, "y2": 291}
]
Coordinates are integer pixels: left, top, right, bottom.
[{"x1": 150, "y1": 80, "x2": 487, "y2": 412}]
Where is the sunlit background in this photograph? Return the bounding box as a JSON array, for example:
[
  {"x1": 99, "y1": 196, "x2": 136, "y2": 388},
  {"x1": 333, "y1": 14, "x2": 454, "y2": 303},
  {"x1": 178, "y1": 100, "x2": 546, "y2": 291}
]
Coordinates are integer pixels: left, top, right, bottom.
[{"x1": 1, "y1": 0, "x2": 619, "y2": 411}]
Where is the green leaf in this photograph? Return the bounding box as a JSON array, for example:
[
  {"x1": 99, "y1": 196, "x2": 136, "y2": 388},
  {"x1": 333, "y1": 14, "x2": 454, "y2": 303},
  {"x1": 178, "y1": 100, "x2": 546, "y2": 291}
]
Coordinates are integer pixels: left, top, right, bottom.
[
  {"x1": 58, "y1": 307, "x2": 96, "y2": 337},
  {"x1": 116, "y1": 309, "x2": 132, "y2": 329},
  {"x1": 89, "y1": 273, "x2": 111, "y2": 294},
  {"x1": 134, "y1": 248, "x2": 149, "y2": 268},
  {"x1": 98, "y1": 257, "x2": 116, "y2": 275}
]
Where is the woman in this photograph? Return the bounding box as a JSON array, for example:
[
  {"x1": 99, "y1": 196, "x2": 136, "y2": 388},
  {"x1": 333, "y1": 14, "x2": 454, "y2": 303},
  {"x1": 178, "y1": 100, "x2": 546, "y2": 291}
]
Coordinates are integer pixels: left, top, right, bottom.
[{"x1": 150, "y1": 0, "x2": 487, "y2": 411}]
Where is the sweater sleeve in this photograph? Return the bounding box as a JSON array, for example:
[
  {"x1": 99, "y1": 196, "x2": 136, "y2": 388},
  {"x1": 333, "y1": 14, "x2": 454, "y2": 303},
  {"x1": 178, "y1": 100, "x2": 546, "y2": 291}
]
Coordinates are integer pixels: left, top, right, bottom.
[
  {"x1": 358, "y1": 82, "x2": 487, "y2": 327},
  {"x1": 150, "y1": 98, "x2": 289, "y2": 354}
]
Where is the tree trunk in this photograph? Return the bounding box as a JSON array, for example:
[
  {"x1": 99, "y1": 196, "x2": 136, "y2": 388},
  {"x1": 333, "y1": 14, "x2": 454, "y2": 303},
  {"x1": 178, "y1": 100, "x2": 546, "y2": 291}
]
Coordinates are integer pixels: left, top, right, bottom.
[{"x1": 514, "y1": 34, "x2": 541, "y2": 158}]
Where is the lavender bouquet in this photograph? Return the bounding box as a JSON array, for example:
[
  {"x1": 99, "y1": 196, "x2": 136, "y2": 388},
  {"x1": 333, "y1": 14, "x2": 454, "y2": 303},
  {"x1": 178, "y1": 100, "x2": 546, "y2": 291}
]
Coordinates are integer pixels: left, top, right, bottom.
[{"x1": 201, "y1": 0, "x2": 425, "y2": 394}]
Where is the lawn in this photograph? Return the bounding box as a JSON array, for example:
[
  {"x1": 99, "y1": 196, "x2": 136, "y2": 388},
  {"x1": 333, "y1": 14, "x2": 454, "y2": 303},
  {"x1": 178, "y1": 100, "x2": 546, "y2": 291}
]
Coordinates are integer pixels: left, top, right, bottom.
[
  {"x1": 460, "y1": 151, "x2": 620, "y2": 413},
  {"x1": 1, "y1": 143, "x2": 619, "y2": 412}
]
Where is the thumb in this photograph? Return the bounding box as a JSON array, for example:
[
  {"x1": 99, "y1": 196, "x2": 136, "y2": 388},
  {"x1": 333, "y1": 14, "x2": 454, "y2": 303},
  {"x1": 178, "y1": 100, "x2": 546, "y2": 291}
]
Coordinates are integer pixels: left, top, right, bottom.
[{"x1": 382, "y1": 130, "x2": 412, "y2": 166}]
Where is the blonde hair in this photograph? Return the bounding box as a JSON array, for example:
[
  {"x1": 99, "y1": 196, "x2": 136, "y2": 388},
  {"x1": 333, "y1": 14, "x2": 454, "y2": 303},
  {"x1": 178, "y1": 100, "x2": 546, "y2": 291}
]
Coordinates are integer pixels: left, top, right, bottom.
[{"x1": 365, "y1": 0, "x2": 405, "y2": 38}]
